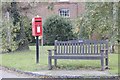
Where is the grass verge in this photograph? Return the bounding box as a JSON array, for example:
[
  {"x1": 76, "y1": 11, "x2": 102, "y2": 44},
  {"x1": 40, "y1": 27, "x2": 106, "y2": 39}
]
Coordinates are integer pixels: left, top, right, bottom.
[{"x1": 0, "y1": 46, "x2": 118, "y2": 75}]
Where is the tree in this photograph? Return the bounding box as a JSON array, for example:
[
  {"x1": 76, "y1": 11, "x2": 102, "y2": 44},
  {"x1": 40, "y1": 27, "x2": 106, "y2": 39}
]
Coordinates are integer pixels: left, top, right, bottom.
[
  {"x1": 75, "y1": 2, "x2": 115, "y2": 39},
  {"x1": 85, "y1": 3, "x2": 113, "y2": 39},
  {"x1": 10, "y1": 2, "x2": 20, "y2": 26},
  {"x1": 22, "y1": 16, "x2": 33, "y2": 43},
  {"x1": 75, "y1": 2, "x2": 119, "y2": 53},
  {"x1": 10, "y1": 2, "x2": 29, "y2": 51},
  {"x1": 118, "y1": 2, "x2": 120, "y2": 44},
  {"x1": 74, "y1": 16, "x2": 89, "y2": 39},
  {"x1": 1, "y1": 2, "x2": 29, "y2": 52},
  {"x1": 15, "y1": 19, "x2": 29, "y2": 51},
  {"x1": 2, "y1": 19, "x2": 16, "y2": 52},
  {"x1": 43, "y1": 15, "x2": 75, "y2": 45}
]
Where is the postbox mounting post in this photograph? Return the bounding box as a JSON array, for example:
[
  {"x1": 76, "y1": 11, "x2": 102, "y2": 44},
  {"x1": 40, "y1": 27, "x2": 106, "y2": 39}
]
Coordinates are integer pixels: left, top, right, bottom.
[{"x1": 36, "y1": 36, "x2": 39, "y2": 63}]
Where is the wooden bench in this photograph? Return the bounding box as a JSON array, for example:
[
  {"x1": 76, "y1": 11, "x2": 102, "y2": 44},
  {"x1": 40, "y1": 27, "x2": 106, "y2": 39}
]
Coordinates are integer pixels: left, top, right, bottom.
[{"x1": 48, "y1": 40, "x2": 109, "y2": 70}]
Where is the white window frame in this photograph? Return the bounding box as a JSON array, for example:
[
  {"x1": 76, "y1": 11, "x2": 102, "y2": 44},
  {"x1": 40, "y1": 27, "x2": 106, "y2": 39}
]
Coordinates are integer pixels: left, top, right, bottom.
[
  {"x1": 59, "y1": 8, "x2": 70, "y2": 18},
  {"x1": 57, "y1": 0, "x2": 69, "y2": 2},
  {"x1": 59, "y1": 0, "x2": 69, "y2": 2}
]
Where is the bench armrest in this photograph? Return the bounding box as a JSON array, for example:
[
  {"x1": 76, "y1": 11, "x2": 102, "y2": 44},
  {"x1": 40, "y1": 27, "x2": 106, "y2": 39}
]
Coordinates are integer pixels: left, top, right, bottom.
[
  {"x1": 48, "y1": 49, "x2": 56, "y2": 56},
  {"x1": 48, "y1": 49, "x2": 55, "y2": 51}
]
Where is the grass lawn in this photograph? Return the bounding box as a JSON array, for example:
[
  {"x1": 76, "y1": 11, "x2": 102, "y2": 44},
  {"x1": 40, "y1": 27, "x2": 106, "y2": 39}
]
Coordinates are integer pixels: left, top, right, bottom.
[{"x1": 0, "y1": 46, "x2": 119, "y2": 75}]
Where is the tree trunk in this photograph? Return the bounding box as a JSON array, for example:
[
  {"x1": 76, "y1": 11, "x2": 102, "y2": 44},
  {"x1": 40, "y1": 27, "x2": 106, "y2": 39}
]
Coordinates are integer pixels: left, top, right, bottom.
[{"x1": 16, "y1": 20, "x2": 29, "y2": 51}]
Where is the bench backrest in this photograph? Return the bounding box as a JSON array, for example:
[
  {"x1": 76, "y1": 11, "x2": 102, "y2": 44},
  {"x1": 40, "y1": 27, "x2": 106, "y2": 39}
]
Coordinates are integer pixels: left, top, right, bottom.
[{"x1": 54, "y1": 40, "x2": 108, "y2": 55}]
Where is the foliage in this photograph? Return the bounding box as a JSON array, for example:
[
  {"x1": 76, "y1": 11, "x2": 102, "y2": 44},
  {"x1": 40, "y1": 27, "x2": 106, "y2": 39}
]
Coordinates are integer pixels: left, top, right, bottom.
[
  {"x1": 2, "y1": 16, "x2": 32, "y2": 52},
  {"x1": 1, "y1": 2, "x2": 30, "y2": 52},
  {"x1": 43, "y1": 15, "x2": 75, "y2": 45},
  {"x1": 15, "y1": 19, "x2": 29, "y2": 51},
  {"x1": 74, "y1": 16, "x2": 89, "y2": 39},
  {"x1": 47, "y1": 2, "x2": 54, "y2": 10},
  {"x1": 10, "y1": 2, "x2": 20, "y2": 26},
  {"x1": 118, "y1": 2, "x2": 120, "y2": 44},
  {"x1": 20, "y1": 16, "x2": 33, "y2": 43},
  {"x1": 75, "y1": 2, "x2": 118, "y2": 43},
  {"x1": 2, "y1": 20, "x2": 18, "y2": 52},
  {"x1": 74, "y1": 2, "x2": 119, "y2": 53}
]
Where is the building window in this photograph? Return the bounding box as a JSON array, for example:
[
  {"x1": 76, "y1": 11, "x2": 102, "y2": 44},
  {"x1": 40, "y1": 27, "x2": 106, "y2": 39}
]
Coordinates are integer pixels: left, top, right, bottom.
[
  {"x1": 59, "y1": 8, "x2": 70, "y2": 17},
  {"x1": 58, "y1": 0, "x2": 69, "y2": 2}
]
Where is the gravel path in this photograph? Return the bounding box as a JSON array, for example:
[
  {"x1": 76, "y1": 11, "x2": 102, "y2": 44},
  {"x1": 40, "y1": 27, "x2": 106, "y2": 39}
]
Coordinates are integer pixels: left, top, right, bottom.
[{"x1": 0, "y1": 68, "x2": 34, "y2": 78}]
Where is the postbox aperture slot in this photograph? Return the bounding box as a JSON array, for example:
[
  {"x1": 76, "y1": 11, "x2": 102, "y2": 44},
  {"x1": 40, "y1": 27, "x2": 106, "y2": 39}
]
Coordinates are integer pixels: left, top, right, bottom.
[{"x1": 35, "y1": 21, "x2": 41, "y2": 22}]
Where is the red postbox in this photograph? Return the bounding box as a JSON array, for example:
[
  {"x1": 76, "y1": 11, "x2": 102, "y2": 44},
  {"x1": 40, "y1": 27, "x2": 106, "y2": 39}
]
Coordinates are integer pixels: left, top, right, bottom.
[{"x1": 32, "y1": 16, "x2": 42, "y2": 36}]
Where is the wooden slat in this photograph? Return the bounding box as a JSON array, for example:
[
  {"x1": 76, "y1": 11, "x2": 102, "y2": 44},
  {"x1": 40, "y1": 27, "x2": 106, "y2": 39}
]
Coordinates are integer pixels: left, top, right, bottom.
[
  {"x1": 71, "y1": 43, "x2": 74, "y2": 54},
  {"x1": 84, "y1": 41, "x2": 87, "y2": 54},
  {"x1": 83, "y1": 44, "x2": 84, "y2": 54},
  {"x1": 51, "y1": 55, "x2": 101, "y2": 59},
  {"x1": 69, "y1": 42, "x2": 71, "y2": 54},
  {"x1": 79, "y1": 42, "x2": 81, "y2": 54},
  {"x1": 96, "y1": 44, "x2": 98, "y2": 54},
  {"x1": 94, "y1": 43, "x2": 96, "y2": 54},
  {"x1": 102, "y1": 43, "x2": 104, "y2": 50},
  {"x1": 106, "y1": 42, "x2": 108, "y2": 50},
  {"x1": 55, "y1": 40, "x2": 57, "y2": 55},
  {"x1": 81, "y1": 43, "x2": 84, "y2": 54},
  {"x1": 77, "y1": 43, "x2": 79, "y2": 54},
  {"x1": 85, "y1": 44, "x2": 87, "y2": 54},
  {"x1": 60, "y1": 43, "x2": 62, "y2": 54},
  {"x1": 58, "y1": 43, "x2": 60, "y2": 54},
  {"x1": 100, "y1": 43, "x2": 101, "y2": 53},
  {"x1": 87, "y1": 43, "x2": 90, "y2": 54},
  {"x1": 66, "y1": 42, "x2": 68, "y2": 54},
  {"x1": 75, "y1": 43, "x2": 77, "y2": 54},
  {"x1": 90, "y1": 42, "x2": 92, "y2": 54},
  {"x1": 54, "y1": 40, "x2": 108, "y2": 55},
  {"x1": 63, "y1": 42, "x2": 65, "y2": 54}
]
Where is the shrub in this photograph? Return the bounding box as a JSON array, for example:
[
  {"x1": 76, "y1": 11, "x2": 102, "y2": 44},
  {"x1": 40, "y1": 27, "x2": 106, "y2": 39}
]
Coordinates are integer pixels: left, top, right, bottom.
[{"x1": 43, "y1": 15, "x2": 75, "y2": 45}]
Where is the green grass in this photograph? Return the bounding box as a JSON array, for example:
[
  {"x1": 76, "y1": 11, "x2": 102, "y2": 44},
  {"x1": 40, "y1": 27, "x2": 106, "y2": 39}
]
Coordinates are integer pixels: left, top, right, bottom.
[{"x1": 0, "y1": 46, "x2": 118, "y2": 75}]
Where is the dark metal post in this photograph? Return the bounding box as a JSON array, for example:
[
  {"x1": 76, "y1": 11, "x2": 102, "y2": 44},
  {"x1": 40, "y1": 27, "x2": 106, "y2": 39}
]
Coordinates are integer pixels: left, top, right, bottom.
[{"x1": 36, "y1": 36, "x2": 39, "y2": 63}]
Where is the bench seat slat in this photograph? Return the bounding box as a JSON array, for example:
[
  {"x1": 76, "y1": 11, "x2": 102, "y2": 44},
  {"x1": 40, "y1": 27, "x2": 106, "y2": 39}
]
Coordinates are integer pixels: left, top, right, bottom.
[
  {"x1": 55, "y1": 53, "x2": 101, "y2": 55},
  {"x1": 50, "y1": 55, "x2": 102, "y2": 59}
]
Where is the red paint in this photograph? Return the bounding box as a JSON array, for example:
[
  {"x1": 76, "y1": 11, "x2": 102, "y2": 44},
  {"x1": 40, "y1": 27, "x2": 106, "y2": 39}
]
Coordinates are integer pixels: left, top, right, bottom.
[{"x1": 32, "y1": 16, "x2": 42, "y2": 36}]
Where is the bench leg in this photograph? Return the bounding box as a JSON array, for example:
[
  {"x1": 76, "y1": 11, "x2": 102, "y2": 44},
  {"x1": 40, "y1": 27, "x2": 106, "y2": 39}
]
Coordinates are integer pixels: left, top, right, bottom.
[
  {"x1": 105, "y1": 58, "x2": 109, "y2": 69},
  {"x1": 54, "y1": 59, "x2": 57, "y2": 67},
  {"x1": 48, "y1": 57, "x2": 52, "y2": 70},
  {"x1": 101, "y1": 58, "x2": 104, "y2": 71}
]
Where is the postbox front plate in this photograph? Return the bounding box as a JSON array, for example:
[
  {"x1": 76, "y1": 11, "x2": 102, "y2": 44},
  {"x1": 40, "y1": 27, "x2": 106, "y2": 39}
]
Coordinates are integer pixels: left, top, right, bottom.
[{"x1": 32, "y1": 17, "x2": 42, "y2": 36}]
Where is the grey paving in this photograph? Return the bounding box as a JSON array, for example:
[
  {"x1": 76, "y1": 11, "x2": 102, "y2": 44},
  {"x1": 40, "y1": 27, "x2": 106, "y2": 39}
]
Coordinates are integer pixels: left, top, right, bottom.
[
  {"x1": 0, "y1": 66, "x2": 118, "y2": 79},
  {"x1": 30, "y1": 70, "x2": 116, "y2": 77},
  {"x1": 0, "y1": 69, "x2": 33, "y2": 78}
]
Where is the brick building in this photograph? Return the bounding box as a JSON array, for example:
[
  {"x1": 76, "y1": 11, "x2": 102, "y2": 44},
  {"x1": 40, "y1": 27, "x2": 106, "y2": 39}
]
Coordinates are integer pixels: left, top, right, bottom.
[{"x1": 19, "y1": 1, "x2": 85, "y2": 21}]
